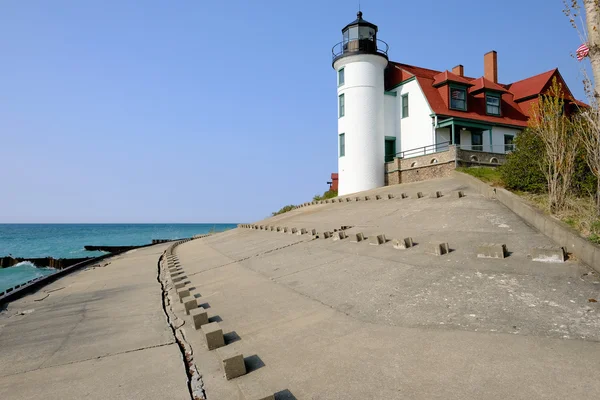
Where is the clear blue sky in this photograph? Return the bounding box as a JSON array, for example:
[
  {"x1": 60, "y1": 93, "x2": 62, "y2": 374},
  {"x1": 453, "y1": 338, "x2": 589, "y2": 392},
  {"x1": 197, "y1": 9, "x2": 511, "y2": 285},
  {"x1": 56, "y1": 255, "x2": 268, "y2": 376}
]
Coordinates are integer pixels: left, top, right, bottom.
[{"x1": 0, "y1": 0, "x2": 589, "y2": 223}]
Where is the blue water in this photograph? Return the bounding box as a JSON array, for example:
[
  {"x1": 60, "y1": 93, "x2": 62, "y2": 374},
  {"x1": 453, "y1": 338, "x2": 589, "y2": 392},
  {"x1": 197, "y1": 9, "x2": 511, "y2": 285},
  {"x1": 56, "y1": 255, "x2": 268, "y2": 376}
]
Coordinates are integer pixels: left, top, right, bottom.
[
  {"x1": 0, "y1": 223, "x2": 237, "y2": 292},
  {"x1": 0, "y1": 261, "x2": 56, "y2": 292}
]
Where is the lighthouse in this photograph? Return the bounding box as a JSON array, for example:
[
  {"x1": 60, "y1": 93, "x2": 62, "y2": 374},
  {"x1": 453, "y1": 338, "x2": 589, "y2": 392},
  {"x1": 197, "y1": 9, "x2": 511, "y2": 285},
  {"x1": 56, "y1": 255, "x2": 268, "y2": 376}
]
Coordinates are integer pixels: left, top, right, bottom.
[{"x1": 332, "y1": 11, "x2": 389, "y2": 196}]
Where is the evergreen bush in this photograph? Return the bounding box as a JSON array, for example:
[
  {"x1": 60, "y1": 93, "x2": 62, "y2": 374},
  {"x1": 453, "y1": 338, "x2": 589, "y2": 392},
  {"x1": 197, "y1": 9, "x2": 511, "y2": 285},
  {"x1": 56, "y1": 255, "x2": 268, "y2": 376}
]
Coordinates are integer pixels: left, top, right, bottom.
[{"x1": 499, "y1": 129, "x2": 547, "y2": 193}]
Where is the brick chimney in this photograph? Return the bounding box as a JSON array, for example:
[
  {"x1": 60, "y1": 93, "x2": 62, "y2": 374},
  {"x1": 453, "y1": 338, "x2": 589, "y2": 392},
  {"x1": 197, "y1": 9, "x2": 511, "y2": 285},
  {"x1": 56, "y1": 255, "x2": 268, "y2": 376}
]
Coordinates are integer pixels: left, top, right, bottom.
[
  {"x1": 452, "y1": 65, "x2": 464, "y2": 77},
  {"x1": 484, "y1": 51, "x2": 498, "y2": 83}
]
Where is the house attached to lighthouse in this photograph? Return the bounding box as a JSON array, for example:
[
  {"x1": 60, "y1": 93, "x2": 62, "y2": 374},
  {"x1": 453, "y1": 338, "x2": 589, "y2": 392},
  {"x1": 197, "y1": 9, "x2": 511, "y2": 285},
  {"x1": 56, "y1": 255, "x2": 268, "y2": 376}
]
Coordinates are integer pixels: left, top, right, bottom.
[{"x1": 332, "y1": 12, "x2": 585, "y2": 196}]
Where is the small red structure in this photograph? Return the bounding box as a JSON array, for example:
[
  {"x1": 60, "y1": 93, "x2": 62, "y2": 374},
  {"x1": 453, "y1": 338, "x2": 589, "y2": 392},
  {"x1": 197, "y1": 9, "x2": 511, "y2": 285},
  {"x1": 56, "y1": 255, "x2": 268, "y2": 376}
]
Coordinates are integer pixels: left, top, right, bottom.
[{"x1": 328, "y1": 173, "x2": 339, "y2": 192}]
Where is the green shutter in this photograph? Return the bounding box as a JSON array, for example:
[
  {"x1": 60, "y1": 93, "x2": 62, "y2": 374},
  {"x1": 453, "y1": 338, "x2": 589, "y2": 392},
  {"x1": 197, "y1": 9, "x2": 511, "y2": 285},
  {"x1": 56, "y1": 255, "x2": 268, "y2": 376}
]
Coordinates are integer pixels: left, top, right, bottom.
[
  {"x1": 338, "y1": 68, "x2": 345, "y2": 86},
  {"x1": 402, "y1": 94, "x2": 409, "y2": 118},
  {"x1": 339, "y1": 133, "x2": 345, "y2": 157},
  {"x1": 339, "y1": 94, "x2": 345, "y2": 118}
]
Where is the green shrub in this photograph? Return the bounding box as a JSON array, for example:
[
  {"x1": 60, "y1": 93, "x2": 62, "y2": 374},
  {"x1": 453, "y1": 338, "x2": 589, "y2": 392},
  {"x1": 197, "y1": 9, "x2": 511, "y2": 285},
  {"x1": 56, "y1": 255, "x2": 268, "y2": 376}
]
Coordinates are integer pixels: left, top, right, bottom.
[
  {"x1": 313, "y1": 190, "x2": 338, "y2": 201},
  {"x1": 572, "y1": 148, "x2": 598, "y2": 198},
  {"x1": 272, "y1": 204, "x2": 296, "y2": 216},
  {"x1": 499, "y1": 129, "x2": 547, "y2": 193}
]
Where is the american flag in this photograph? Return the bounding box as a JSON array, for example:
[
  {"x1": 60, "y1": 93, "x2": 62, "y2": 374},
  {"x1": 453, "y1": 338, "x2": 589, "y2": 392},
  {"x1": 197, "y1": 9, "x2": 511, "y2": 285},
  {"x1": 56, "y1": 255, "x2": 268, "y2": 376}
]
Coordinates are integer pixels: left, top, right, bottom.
[{"x1": 576, "y1": 43, "x2": 590, "y2": 61}]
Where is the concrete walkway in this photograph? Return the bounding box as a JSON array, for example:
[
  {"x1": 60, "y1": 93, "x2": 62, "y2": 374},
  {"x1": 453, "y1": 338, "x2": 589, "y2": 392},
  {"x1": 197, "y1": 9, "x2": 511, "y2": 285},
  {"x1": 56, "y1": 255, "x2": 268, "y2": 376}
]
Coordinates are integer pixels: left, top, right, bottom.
[
  {"x1": 0, "y1": 244, "x2": 189, "y2": 400},
  {"x1": 171, "y1": 177, "x2": 600, "y2": 399}
]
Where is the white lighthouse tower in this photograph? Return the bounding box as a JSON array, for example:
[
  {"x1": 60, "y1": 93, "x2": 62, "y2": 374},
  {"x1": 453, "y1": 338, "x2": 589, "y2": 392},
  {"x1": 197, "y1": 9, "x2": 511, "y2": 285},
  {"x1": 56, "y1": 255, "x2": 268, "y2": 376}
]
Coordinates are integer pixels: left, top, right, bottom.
[{"x1": 333, "y1": 11, "x2": 388, "y2": 196}]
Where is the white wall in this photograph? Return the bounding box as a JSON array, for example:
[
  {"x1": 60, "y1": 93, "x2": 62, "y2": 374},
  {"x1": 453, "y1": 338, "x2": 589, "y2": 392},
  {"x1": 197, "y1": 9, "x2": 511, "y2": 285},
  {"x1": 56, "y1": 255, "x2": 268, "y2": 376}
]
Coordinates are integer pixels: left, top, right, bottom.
[
  {"x1": 492, "y1": 126, "x2": 520, "y2": 153},
  {"x1": 393, "y1": 79, "x2": 434, "y2": 153},
  {"x1": 436, "y1": 127, "x2": 450, "y2": 145},
  {"x1": 334, "y1": 54, "x2": 388, "y2": 196}
]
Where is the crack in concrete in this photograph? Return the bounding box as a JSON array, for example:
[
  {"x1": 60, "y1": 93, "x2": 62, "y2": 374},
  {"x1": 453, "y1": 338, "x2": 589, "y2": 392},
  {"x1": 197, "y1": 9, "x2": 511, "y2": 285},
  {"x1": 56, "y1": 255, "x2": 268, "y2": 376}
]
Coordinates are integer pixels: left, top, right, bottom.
[
  {"x1": 0, "y1": 341, "x2": 176, "y2": 379},
  {"x1": 157, "y1": 251, "x2": 206, "y2": 400}
]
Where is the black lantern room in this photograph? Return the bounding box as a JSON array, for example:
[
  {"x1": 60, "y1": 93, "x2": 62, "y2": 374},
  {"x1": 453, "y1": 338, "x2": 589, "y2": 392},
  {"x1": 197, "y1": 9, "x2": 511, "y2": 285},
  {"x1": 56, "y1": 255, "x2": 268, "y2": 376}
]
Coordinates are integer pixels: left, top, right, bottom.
[{"x1": 332, "y1": 11, "x2": 388, "y2": 64}]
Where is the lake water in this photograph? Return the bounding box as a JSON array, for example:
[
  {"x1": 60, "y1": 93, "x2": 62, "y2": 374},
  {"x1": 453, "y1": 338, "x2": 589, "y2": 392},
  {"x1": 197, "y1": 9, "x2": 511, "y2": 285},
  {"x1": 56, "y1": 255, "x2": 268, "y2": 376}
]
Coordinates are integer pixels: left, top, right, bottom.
[{"x1": 0, "y1": 223, "x2": 237, "y2": 292}]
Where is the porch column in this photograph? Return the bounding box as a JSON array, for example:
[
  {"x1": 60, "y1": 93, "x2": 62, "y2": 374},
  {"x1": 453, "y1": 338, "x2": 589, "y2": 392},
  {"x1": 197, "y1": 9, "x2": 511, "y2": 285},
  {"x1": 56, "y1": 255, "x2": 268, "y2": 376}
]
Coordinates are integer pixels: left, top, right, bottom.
[
  {"x1": 451, "y1": 123, "x2": 456, "y2": 146},
  {"x1": 489, "y1": 127, "x2": 493, "y2": 152}
]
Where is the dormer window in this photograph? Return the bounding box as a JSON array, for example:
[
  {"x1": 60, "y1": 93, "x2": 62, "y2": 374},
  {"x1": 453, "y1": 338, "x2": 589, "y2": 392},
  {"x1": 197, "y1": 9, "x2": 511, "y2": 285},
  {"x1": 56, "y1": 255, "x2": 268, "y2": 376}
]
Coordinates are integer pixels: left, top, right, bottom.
[
  {"x1": 449, "y1": 86, "x2": 467, "y2": 111},
  {"x1": 486, "y1": 93, "x2": 501, "y2": 116}
]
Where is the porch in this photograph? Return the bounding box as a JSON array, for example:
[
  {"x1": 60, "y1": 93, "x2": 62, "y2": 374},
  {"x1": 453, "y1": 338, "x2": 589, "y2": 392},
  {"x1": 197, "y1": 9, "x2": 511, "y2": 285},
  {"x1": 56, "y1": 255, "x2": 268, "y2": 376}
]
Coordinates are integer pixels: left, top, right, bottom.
[{"x1": 435, "y1": 117, "x2": 516, "y2": 154}]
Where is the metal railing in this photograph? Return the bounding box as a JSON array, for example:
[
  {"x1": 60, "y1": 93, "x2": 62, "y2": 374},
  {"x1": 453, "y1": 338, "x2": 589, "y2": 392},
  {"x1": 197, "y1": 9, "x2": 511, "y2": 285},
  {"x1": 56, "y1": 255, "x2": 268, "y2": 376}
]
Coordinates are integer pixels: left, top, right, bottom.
[
  {"x1": 332, "y1": 38, "x2": 389, "y2": 62},
  {"x1": 394, "y1": 141, "x2": 451, "y2": 159}
]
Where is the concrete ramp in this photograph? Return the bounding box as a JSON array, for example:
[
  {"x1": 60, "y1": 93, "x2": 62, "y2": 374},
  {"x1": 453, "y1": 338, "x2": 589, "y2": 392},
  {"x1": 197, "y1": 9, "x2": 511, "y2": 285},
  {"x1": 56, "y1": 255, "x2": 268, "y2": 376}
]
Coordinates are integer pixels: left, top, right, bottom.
[{"x1": 170, "y1": 177, "x2": 600, "y2": 399}]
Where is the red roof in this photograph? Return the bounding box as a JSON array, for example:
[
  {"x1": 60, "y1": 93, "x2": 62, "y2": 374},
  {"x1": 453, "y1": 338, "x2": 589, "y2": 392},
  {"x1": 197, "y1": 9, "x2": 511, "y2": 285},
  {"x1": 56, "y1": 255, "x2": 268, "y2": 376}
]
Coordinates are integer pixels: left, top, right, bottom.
[
  {"x1": 469, "y1": 77, "x2": 508, "y2": 95},
  {"x1": 385, "y1": 62, "x2": 585, "y2": 127},
  {"x1": 505, "y1": 69, "x2": 557, "y2": 101},
  {"x1": 432, "y1": 70, "x2": 474, "y2": 87}
]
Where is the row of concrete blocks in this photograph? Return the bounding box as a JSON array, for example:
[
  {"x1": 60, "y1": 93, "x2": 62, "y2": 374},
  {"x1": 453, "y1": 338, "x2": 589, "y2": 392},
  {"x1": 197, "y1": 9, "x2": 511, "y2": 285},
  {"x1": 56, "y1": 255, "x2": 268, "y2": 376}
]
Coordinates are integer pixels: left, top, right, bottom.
[
  {"x1": 165, "y1": 251, "x2": 275, "y2": 399},
  {"x1": 317, "y1": 232, "x2": 567, "y2": 261},
  {"x1": 241, "y1": 224, "x2": 316, "y2": 236},
  {"x1": 300, "y1": 190, "x2": 466, "y2": 206}
]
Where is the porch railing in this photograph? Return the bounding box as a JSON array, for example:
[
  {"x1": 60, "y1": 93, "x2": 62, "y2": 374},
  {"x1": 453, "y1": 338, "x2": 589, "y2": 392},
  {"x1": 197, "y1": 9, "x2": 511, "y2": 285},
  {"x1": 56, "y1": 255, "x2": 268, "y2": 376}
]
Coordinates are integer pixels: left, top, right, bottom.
[{"x1": 394, "y1": 141, "x2": 450, "y2": 159}]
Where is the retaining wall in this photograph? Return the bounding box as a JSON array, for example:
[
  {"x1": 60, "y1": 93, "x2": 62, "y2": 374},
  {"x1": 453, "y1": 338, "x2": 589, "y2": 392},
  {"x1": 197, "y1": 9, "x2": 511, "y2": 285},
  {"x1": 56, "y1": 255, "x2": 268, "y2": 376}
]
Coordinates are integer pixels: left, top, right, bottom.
[{"x1": 453, "y1": 171, "x2": 600, "y2": 272}]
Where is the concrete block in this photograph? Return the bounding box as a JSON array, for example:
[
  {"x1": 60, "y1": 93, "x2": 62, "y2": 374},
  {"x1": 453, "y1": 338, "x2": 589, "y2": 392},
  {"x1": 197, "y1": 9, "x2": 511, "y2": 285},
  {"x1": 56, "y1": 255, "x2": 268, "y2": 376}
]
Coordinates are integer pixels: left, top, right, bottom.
[
  {"x1": 310, "y1": 229, "x2": 317, "y2": 235},
  {"x1": 477, "y1": 243, "x2": 507, "y2": 259},
  {"x1": 388, "y1": 194, "x2": 394, "y2": 199},
  {"x1": 338, "y1": 198, "x2": 344, "y2": 203},
  {"x1": 201, "y1": 322, "x2": 225, "y2": 350},
  {"x1": 375, "y1": 195, "x2": 382, "y2": 200},
  {"x1": 182, "y1": 296, "x2": 198, "y2": 315},
  {"x1": 417, "y1": 192, "x2": 424, "y2": 199},
  {"x1": 276, "y1": 227, "x2": 281, "y2": 232},
  {"x1": 291, "y1": 227, "x2": 297, "y2": 234},
  {"x1": 299, "y1": 228, "x2": 308, "y2": 235},
  {"x1": 431, "y1": 191, "x2": 442, "y2": 198},
  {"x1": 393, "y1": 237, "x2": 414, "y2": 249},
  {"x1": 283, "y1": 227, "x2": 289, "y2": 233},
  {"x1": 190, "y1": 307, "x2": 209, "y2": 330},
  {"x1": 401, "y1": 193, "x2": 408, "y2": 199},
  {"x1": 456, "y1": 190, "x2": 465, "y2": 198},
  {"x1": 346, "y1": 198, "x2": 352, "y2": 202},
  {"x1": 334, "y1": 231, "x2": 347, "y2": 241},
  {"x1": 172, "y1": 275, "x2": 187, "y2": 283},
  {"x1": 369, "y1": 234, "x2": 387, "y2": 245},
  {"x1": 364, "y1": 196, "x2": 370, "y2": 201},
  {"x1": 434, "y1": 243, "x2": 450, "y2": 256},
  {"x1": 323, "y1": 231, "x2": 332, "y2": 239},
  {"x1": 531, "y1": 246, "x2": 566, "y2": 263},
  {"x1": 174, "y1": 281, "x2": 187, "y2": 290},
  {"x1": 217, "y1": 346, "x2": 247, "y2": 380},
  {"x1": 259, "y1": 225, "x2": 264, "y2": 230},
  {"x1": 353, "y1": 232, "x2": 365, "y2": 242},
  {"x1": 355, "y1": 196, "x2": 361, "y2": 201}
]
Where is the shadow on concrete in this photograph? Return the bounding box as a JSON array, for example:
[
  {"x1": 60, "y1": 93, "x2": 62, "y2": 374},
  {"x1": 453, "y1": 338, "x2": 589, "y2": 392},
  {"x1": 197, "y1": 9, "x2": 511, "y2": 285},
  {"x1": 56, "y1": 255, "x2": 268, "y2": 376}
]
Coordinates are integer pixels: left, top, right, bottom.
[
  {"x1": 244, "y1": 354, "x2": 265, "y2": 373},
  {"x1": 274, "y1": 389, "x2": 297, "y2": 400},
  {"x1": 193, "y1": 293, "x2": 202, "y2": 299},
  {"x1": 198, "y1": 302, "x2": 210, "y2": 309},
  {"x1": 224, "y1": 331, "x2": 241, "y2": 345},
  {"x1": 209, "y1": 315, "x2": 223, "y2": 323}
]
